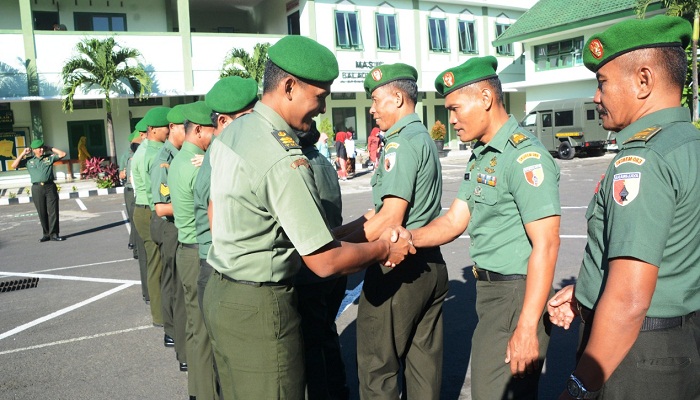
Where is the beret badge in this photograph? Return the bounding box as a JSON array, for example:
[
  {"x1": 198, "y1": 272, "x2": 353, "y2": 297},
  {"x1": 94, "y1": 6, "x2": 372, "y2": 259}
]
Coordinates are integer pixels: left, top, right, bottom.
[
  {"x1": 371, "y1": 69, "x2": 383, "y2": 81},
  {"x1": 589, "y1": 39, "x2": 604, "y2": 60},
  {"x1": 443, "y1": 72, "x2": 455, "y2": 87}
]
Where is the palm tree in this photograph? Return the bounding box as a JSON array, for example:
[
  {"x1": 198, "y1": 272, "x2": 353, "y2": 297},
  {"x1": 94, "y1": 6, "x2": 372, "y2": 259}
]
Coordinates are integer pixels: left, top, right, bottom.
[
  {"x1": 636, "y1": 0, "x2": 700, "y2": 121},
  {"x1": 220, "y1": 42, "x2": 270, "y2": 85},
  {"x1": 61, "y1": 37, "x2": 152, "y2": 164}
]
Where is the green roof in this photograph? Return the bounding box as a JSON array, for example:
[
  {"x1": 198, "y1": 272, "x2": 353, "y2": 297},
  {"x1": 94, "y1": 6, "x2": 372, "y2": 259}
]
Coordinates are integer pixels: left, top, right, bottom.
[{"x1": 493, "y1": 0, "x2": 663, "y2": 46}]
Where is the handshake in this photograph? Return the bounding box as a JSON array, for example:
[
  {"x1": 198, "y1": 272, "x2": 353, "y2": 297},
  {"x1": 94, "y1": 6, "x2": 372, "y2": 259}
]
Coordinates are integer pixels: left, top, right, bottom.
[{"x1": 380, "y1": 225, "x2": 415, "y2": 268}]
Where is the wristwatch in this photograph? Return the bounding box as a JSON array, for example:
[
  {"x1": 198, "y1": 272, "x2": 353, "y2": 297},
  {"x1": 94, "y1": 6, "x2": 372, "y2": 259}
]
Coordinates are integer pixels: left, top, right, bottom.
[{"x1": 566, "y1": 373, "x2": 600, "y2": 399}]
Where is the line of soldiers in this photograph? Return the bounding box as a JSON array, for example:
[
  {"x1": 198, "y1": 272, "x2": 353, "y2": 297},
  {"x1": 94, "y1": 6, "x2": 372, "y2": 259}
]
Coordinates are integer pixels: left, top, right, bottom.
[{"x1": 119, "y1": 15, "x2": 699, "y2": 400}]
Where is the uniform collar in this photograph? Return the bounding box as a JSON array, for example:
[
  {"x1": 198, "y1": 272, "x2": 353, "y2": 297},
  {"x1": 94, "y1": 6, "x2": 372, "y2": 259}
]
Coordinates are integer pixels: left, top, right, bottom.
[
  {"x1": 615, "y1": 107, "x2": 690, "y2": 144},
  {"x1": 254, "y1": 102, "x2": 297, "y2": 136},
  {"x1": 148, "y1": 139, "x2": 164, "y2": 149},
  {"x1": 480, "y1": 115, "x2": 519, "y2": 153},
  {"x1": 181, "y1": 141, "x2": 204, "y2": 155},
  {"x1": 163, "y1": 140, "x2": 179, "y2": 154},
  {"x1": 383, "y1": 113, "x2": 421, "y2": 142}
]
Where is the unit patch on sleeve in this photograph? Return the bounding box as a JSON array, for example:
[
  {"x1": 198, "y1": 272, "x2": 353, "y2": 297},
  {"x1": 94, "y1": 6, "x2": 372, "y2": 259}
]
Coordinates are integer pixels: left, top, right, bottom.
[
  {"x1": 523, "y1": 164, "x2": 545, "y2": 187},
  {"x1": 271, "y1": 130, "x2": 301, "y2": 151},
  {"x1": 160, "y1": 183, "x2": 170, "y2": 197},
  {"x1": 613, "y1": 172, "x2": 640, "y2": 206},
  {"x1": 614, "y1": 155, "x2": 645, "y2": 168},
  {"x1": 517, "y1": 152, "x2": 541, "y2": 164},
  {"x1": 385, "y1": 142, "x2": 400, "y2": 151},
  {"x1": 290, "y1": 158, "x2": 310, "y2": 169},
  {"x1": 384, "y1": 152, "x2": 397, "y2": 172}
]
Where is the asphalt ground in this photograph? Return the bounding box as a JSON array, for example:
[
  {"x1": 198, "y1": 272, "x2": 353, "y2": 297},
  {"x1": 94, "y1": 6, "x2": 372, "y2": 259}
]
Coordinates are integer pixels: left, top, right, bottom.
[{"x1": 0, "y1": 151, "x2": 613, "y2": 400}]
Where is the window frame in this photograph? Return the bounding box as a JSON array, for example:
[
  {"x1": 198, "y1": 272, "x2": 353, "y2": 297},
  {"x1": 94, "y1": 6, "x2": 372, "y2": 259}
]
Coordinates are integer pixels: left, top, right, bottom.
[
  {"x1": 74, "y1": 12, "x2": 127, "y2": 32},
  {"x1": 335, "y1": 11, "x2": 363, "y2": 50},
  {"x1": 457, "y1": 20, "x2": 478, "y2": 54},
  {"x1": 428, "y1": 17, "x2": 449, "y2": 53},
  {"x1": 534, "y1": 37, "x2": 585, "y2": 71},
  {"x1": 376, "y1": 13, "x2": 399, "y2": 51},
  {"x1": 495, "y1": 23, "x2": 513, "y2": 55}
]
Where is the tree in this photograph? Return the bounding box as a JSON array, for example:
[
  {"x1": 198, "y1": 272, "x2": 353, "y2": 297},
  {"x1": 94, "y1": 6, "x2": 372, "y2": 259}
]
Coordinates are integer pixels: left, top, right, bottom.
[
  {"x1": 61, "y1": 37, "x2": 151, "y2": 164},
  {"x1": 636, "y1": 0, "x2": 700, "y2": 121},
  {"x1": 220, "y1": 42, "x2": 270, "y2": 85}
]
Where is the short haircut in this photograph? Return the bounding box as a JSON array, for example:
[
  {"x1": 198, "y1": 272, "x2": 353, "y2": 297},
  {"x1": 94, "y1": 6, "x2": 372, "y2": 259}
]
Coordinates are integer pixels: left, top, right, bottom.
[
  {"x1": 623, "y1": 47, "x2": 687, "y2": 90},
  {"x1": 263, "y1": 60, "x2": 290, "y2": 94},
  {"x1": 459, "y1": 77, "x2": 504, "y2": 106},
  {"x1": 385, "y1": 79, "x2": 418, "y2": 104}
]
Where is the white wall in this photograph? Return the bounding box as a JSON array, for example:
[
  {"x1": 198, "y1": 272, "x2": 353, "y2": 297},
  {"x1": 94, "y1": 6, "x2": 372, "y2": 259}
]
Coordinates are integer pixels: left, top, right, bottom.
[{"x1": 0, "y1": 1, "x2": 22, "y2": 29}]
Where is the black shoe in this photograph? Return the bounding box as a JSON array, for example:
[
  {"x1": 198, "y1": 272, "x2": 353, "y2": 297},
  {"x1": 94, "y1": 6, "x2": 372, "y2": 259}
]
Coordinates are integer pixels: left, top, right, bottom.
[
  {"x1": 50, "y1": 236, "x2": 64, "y2": 241},
  {"x1": 39, "y1": 236, "x2": 50, "y2": 242},
  {"x1": 179, "y1": 362, "x2": 188, "y2": 372},
  {"x1": 164, "y1": 334, "x2": 175, "y2": 348},
  {"x1": 190, "y1": 396, "x2": 196, "y2": 400},
  {"x1": 128, "y1": 243, "x2": 134, "y2": 250},
  {"x1": 133, "y1": 251, "x2": 138, "y2": 259}
]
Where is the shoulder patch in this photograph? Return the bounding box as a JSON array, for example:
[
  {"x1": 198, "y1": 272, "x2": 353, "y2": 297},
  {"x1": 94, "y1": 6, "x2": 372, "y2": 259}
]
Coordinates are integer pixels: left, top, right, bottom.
[
  {"x1": 160, "y1": 163, "x2": 169, "y2": 169},
  {"x1": 509, "y1": 132, "x2": 529, "y2": 147},
  {"x1": 623, "y1": 125, "x2": 662, "y2": 144},
  {"x1": 385, "y1": 142, "x2": 400, "y2": 151},
  {"x1": 159, "y1": 183, "x2": 170, "y2": 196},
  {"x1": 272, "y1": 130, "x2": 301, "y2": 151},
  {"x1": 614, "y1": 155, "x2": 645, "y2": 168},
  {"x1": 517, "y1": 152, "x2": 541, "y2": 164},
  {"x1": 290, "y1": 158, "x2": 310, "y2": 169},
  {"x1": 384, "y1": 152, "x2": 397, "y2": 172}
]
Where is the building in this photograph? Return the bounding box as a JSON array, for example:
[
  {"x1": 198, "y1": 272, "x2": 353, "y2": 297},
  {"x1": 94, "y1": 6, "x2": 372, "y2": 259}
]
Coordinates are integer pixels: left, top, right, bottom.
[{"x1": 0, "y1": 0, "x2": 534, "y2": 180}]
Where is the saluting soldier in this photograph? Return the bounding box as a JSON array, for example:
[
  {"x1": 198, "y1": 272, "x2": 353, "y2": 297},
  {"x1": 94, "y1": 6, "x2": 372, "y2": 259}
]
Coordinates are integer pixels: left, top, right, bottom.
[
  {"x1": 11, "y1": 139, "x2": 66, "y2": 242},
  {"x1": 334, "y1": 63, "x2": 448, "y2": 399},
  {"x1": 168, "y1": 101, "x2": 217, "y2": 399},
  {"x1": 131, "y1": 107, "x2": 170, "y2": 333},
  {"x1": 400, "y1": 56, "x2": 561, "y2": 400},
  {"x1": 548, "y1": 15, "x2": 700, "y2": 399},
  {"x1": 202, "y1": 35, "x2": 413, "y2": 400},
  {"x1": 150, "y1": 104, "x2": 188, "y2": 374}
]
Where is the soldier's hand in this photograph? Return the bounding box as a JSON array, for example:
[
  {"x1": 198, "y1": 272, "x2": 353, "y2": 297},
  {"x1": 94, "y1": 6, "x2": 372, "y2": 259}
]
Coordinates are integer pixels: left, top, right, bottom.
[
  {"x1": 547, "y1": 285, "x2": 578, "y2": 330},
  {"x1": 505, "y1": 327, "x2": 540, "y2": 377},
  {"x1": 23, "y1": 147, "x2": 31, "y2": 156},
  {"x1": 119, "y1": 170, "x2": 126, "y2": 180},
  {"x1": 380, "y1": 227, "x2": 415, "y2": 267},
  {"x1": 191, "y1": 154, "x2": 204, "y2": 167}
]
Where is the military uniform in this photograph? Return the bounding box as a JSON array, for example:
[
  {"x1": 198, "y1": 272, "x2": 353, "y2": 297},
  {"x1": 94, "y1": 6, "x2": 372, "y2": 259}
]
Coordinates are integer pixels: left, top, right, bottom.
[
  {"x1": 575, "y1": 108, "x2": 700, "y2": 398},
  {"x1": 151, "y1": 139, "x2": 187, "y2": 368},
  {"x1": 458, "y1": 117, "x2": 559, "y2": 399},
  {"x1": 193, "y1": 145, "x2": 214, "y2": 311},
  {"x1": 295, "y1": 127, "x2": 349, "y2": 400},
  {"x1": 19, "y1": 149, "x2": 62, "y2": 240},
  {"x1": 132, "y1": 137, "x2": 164, "y2": 325},
  {"x1": 357, "y1": 113, "x2": 449, "y2": 400},
  {"x1": 204, "y1": 101, "x2": 334, "y2": 400}
]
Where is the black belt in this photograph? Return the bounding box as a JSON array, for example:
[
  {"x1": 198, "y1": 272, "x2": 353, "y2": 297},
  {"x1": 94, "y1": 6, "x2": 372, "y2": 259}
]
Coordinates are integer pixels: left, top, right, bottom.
[
  {"x1": 578, "y1": 304, "x2": 691, "y2": 332},
  {"x1": 180, "y1": 243, "x2": 198, "y2": 249},
  {"x1": 32, "y1": 181, "x2": 54, "y2": 186},
  {"x1": 472, "y1": 266, "x2": 526, "y2": 282},
  {"x1": 214, "y1": 271, "x2": 290, "y2": 287}
]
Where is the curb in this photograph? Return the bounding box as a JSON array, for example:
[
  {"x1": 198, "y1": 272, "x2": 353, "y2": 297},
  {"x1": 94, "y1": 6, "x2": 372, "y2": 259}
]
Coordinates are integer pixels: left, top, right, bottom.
[{"x1": 0, "y1": 186, "x2": 125, "y2": 206}]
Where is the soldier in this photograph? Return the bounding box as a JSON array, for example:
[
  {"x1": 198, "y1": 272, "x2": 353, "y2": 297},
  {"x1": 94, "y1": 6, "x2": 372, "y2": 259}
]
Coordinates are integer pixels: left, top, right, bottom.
[
  {"x1": 169, "y1": 101, "x2": 217, "y2": 399},
  {"x1": 150, "y1": 105, "x2": 188, "y2": 374},
  {"x1": 399, "y1": 56, "x2": 561, "y2": 400},
  {"x1": 334, "y1": 63, "x2": 448, "y2": 399},
  {"x1": 202, "y1": 35, "x2": 413, "y2": 400},
  {"x1": 547, "y1": 15, "x2": 700, "y2": 399},
  {"x1": 131, "y1": 107, "x2": 169, "y2": 333},
  {"x1": 11, "y1": 140, "x2": 66, "y2": 242}
]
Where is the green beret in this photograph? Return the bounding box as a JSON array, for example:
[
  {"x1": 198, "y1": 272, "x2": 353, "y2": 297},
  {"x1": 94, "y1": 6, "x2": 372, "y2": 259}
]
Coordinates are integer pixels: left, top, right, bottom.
[
  {"x1": 584, "y1": 15, "x2": 691, "y2": 72},
  {"x1": 434, "y1": 56, "x2": 498, "y2": 96},
  {"x1": 268, "y1": 36, "x2": 339, "y2": 82},
  {"x1": 181, "y1": 101, "x2": 214, "y2": 126},
  {"x1": 142, "y1": 106, "x2": 171, "y2": 128},
  {"x1": 167, "y1": 104, "x2": 186, "y2": 125},
  {"x1": 30, "y1": 139, "x2": 44, "y2": 149},
  {"x1": 128, "y1": 130, "x2": 139, "y2": 142},
  {"x1": 205, "y1": 77, "x2": 258, "y2": 113},
  {"x1": 364, "y1": 63, "x2": 418, "y2": 95},
  {"x1": 135, "y1": 118, "x2": 148, "y2": 133}
]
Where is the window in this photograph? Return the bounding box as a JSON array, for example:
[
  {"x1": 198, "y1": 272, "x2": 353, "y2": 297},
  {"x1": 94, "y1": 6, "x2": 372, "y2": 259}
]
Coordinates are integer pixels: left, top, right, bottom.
[
  {"x1": 458, "y1": 20, "x2": 478, "y2": 54},
  {"x1": 128, "y1": 98, "x2": 163, "y2": 107},
  {"x1": 376, "y1": 14, "x2": 399, "y2": 50},
  {"x1": 74, "y1": 12, "x2": 126, "y2": 31},
  {"x1": 555, "y1": 110, "x2": 574, "y2": 126},
  {"x1": 542, "y1": 113, "x2": 552, "y2": 128},
  {"x1": 522, "y1": 113, "x2": 536, "y2": 127},
  {"x1": 287, "y1": 11, "x2": 300, "y2": 35},
  {"x1": 428, "y1": 18, "x2": 449, "y2": 52},
  {"x1": 535, "y1": 37, "x2": 584, "y2": 71},
  {"x1": 72, "y1": 99, "x2": 103, "y2": 110},
  {"x1": 336, "y1": 11, "x2": 363, "y2": 49},
  {"x1": 586, "y1": 109, "x2": 596, "y2": 120},
  {"x1": 495, "y1": 23, "x2": 512, "y2": 55},
  {"x1": 332, "y1": 107, "x2": 356, "y2": 136},
  {"x1": 331, "y1": 93, "x2": 357, "y2": 100}
]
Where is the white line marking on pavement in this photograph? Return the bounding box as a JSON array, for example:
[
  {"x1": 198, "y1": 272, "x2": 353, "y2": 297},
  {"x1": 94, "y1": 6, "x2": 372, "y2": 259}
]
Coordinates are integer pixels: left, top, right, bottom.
[
  {"x1": 32, "y1": 258, "x2": 134, "y2": 274},
  {"x1": 0, "y1": 271, "x2": 140, "y2": 285},
  {"x1": 75, "y1": 198, "x2": 87, "y2": 210},
  {"x1": 0, "y1": 325, "x2": 152, "y2": 356},
  {"x1": 0, "y1": 283, "x2": 135, "y2": 341},
  {"x1": 121, "y1": 210, "x2": 130, "y2": 234}
]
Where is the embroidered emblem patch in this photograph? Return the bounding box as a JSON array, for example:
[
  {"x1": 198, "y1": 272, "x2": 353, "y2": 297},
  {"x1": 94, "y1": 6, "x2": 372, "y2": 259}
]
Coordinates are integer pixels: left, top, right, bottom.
[
  {"x1": 477, "y1": 173, "x2": 496, "y2": 187},
  {"x1": 490, "y1": 156, "x2": 498, "y2": 167},
  {"x1": 517, "y1": 152, "x2": 541, "y2": 164},
  {"x1": 385, "y1": 142, "x2": 400, "y2": 151},
  {"x1": 474, "y1": 186, "x2": 482, "y2": 196},
  {"x1": 589, "y1": 39, "x2": 604, "y2": 59},
  {"x1": 614, "y1": 155, "x2": 645, "y2": 168},
  {"x1": 271, "y1": 130, "x2": 301, "y2": 151},
  {"x1": 523, "y1": 164, "x2": 545, "y2": 187},
  {"x1": 594, "y1": 173, "x2": 605, "y2": 194},
  {"x1": 372, "y1": 69, "x2": 382, "y2": 81},
  {"x1": 290, "y1": 159, "x2": 310, "y2": 169},
  {"x1": 613, "y1": 172, "x2": 640, "y2": 206},
  {"x1": 485, "y1": 167, "x2": 495, "y2": 174},
  {"x1": 384, "y1": 152, "x2": 396, "y2": 172},
  {"x1": 160, "y1": 183, "x2": 170, "y2": 197},
  {"x1": 443, "y1": 72, "x2": 455, "y2": 87}
]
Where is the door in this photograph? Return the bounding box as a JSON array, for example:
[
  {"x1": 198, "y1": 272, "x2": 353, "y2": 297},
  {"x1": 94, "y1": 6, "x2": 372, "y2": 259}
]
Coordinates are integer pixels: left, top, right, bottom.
[
  {"x1": 583, "y1": 102, "x2": 607, "y2": 142},
  {"x1": 538, "y1": 111, "x2": 555, "y2": 151},
  {"x1": 33, "y1": 11, "x2": 59, "y2": 30},
  {"x1": 67, "y1": 120, "x2": 107, "y2": 160}
]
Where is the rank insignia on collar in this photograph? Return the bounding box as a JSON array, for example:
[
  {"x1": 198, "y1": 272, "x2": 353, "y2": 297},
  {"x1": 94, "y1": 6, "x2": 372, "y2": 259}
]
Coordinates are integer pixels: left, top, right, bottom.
[
  {"x1": 509, "y1": 133, "x2": 528, "y2": 146},
  {"x1": 272, "y1": 130, "x2": 301, "y2": 151},
  {"x1": 623, "y1": 126, "x2": 662, "y2": 144},
  {"x1": 489, "y1": 157, "x2": 498, "y2": 167},
  {"x1": 613, "y1": 172, "x2": 640, "y2": 206},
  {"x1": 485, "y1": 167, "x2": 495, "y2": 174}
]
